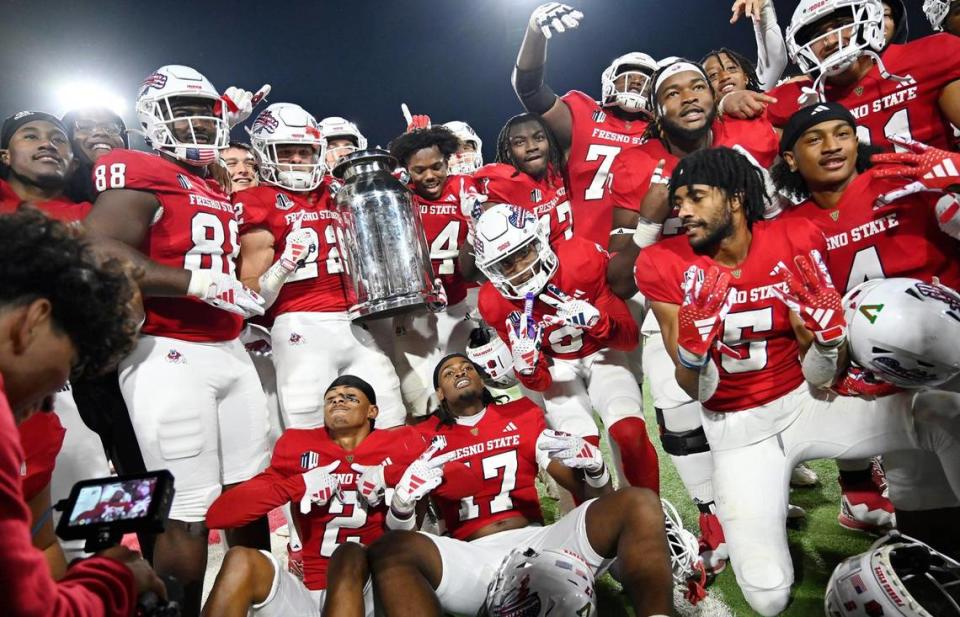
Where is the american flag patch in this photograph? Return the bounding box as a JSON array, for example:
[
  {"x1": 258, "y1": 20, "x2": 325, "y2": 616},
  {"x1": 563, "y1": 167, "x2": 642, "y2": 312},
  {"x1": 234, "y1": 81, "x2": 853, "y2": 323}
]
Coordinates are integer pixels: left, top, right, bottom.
[
  {"x1": 530, "y1": 188, "x2": 542, "y2": 203},
  {"x1": 252, "y1": 110, "x2": 280, "y2": 135},
  {"x1": 852, "y1": 574, "x2": 865, "y2": 594},
  {"x1": 176, "y1": 174, "x2": 192, "y2": 191},
  {"x1": 300, "y1": 451, "x2": 319, "y2": 470},
  {"x1": 275, "y1": 193, "x2": 295, "y2": 211},
  {"x1": 139, "y1": 72, "x2": 168, "y2": 95},
  {"x1": 592, "y1": 110, "x2": 607, "y2": 123}
]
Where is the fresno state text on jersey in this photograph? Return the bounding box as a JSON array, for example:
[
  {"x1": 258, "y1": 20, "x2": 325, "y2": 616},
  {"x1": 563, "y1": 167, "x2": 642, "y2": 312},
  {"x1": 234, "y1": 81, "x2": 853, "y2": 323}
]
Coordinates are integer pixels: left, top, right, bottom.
[
  {"x1": 561, "y1": 90, "x2": 649, "y2": 247},
  {"x1": 475, "y1": 163, "x2": 572, "y2": 243},
  {"x1": 92, "y1": 149, "x2": 243, "y2": 342},
  {"x1": 635, "y1": 218, "x2": 827, "y2": 412}
]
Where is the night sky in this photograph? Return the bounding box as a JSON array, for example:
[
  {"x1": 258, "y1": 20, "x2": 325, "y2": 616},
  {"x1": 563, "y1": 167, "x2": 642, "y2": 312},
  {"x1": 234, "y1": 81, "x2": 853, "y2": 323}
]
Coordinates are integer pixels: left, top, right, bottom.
[{"x1": 0, "y1": 0, "x2": 934, "y2": 157}]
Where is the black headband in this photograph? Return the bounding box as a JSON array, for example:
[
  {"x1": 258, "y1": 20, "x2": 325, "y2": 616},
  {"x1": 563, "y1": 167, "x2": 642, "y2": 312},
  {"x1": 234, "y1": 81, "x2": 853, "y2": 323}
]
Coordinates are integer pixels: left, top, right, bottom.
[
  {"x1": 325, "y1": 374, "x2": 377, "y2": 405},
  {"x1": 779, "y1": 102, "x2": 857, "y2": 155}
]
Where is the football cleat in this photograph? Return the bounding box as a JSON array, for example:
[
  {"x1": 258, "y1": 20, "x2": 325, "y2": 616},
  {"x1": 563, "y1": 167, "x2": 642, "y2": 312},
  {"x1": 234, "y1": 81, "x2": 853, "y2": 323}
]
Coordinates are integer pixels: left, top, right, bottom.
[
  {"x1": 790, "y1": 462, "x2": 819, "y2": 487},
  {"x1": 838, "y1": 477, "x2": 896, "y2": 533}
]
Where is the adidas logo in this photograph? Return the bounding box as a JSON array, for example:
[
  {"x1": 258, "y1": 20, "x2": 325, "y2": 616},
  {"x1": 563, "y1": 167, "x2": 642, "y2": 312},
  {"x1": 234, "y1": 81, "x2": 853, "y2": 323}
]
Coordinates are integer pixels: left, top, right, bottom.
[
  {"x1": 805, "y1": 307, "x2": 835, "y2": 329},
  {"x1": 694, "y1": 317, "x2": 716, "y2": 341},
  {"x1": 503, "y1": 421, "x2": 518, "y2": 432},
  {"x1": 811, "y1": 104, "x2": 830, "y2": 115},
  {"x1": 924, "y1": 158, "x2": 959, "y2": 180}
]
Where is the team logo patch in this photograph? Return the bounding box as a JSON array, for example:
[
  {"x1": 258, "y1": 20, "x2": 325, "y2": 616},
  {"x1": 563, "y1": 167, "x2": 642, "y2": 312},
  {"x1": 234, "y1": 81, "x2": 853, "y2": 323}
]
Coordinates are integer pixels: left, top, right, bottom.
[
  {"x1": 139, "y1": 72, "x2": 168, "y2": 96},
  {"x1": 858, "y1": 303, "x2": 884, "y2": 324},
  {"x1": 592, "y1": 109, "x2": 607, "y2": 124},
  {"x1": 731, "y1": 269, "x2": 742, "y2": 279},
  {"x1": 498, "y1": 574, "x2": 542, "y2": 617},
  {"x1": 914, "y1": 281, "x2": 960, "y2": 313},
  {"x1": 275, "y1": 193, "x2": 295, "y2": 211},
  {"x1": 300, "y1": 451, "x2": 320, "y2": 470},
  {"x1": 345, "y1": 455, "x2": 354, "y2": 463},
  {"x1": 854, "y1": 86, "x2": 864, "y2": 96},
  {"x1": 873, "y1": 356, "x2": 937, "y2": 384},
  {"x1": 176, "y1": 174, "x2": 192, "y2": 191},
  {"x1": 165, "y1": 349, "x2": 185, "y2": 364},
  {"x1": 289, "y1": 332, "x2": 305, "y2": 345},
  {"x1": 470, "y1": 427, "x2": 480, "y2": 436},
  {"x1": 530, "y1": 188, "x2": 542, "y2": 203},
  {"x1": 829, "y1": 209, "x2": 840, "y2": 221},
  {"x1": 252, "y1": 110, "x2": 280, "y2": 135},
  {"x1": 864, "y1": 600, "x2": 884, "y2": 617}
]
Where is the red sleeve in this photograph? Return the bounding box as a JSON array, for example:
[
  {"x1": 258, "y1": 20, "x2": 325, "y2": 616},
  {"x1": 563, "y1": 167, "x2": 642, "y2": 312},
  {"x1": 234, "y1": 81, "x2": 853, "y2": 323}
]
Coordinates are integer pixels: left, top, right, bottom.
[
  {"x1": 18, "y1": 411, "x2": 66, "y2": 502},
  {"x1": 561, "y1": 90, "x2": 600, "y2": 118},
  {"x1": 586, "y1": 244, "x2": 639, "y2": 351},
  {"x1": 235, "y1": 188, "x2": 274, "y2": 234},
  {"x1": 90, "y1": 150, "x2": 167, "y2": 197},
  {"x1": 764, "y1": 80, "x2": 805, "y2": 128},
  {"x1": 608, "y1": 152, "x2": 652, "y2": 212},
  {"x1": 634, "y1": 245, "x2": 682, "y2": 304},
  {"x1": 909, "y1": 34, "x2": 960, "y2": 90},
  {"x1": 1, "y1": 383, "x2": 137, "y2": 617},
  {"x1": 474, "y1": 166, "x2": 514, "y2": 203}
]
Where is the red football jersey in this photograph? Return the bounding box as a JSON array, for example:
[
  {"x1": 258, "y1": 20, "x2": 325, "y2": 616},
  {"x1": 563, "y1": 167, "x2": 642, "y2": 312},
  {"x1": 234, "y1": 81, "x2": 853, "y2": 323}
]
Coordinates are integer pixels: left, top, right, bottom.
[
  {"x1": 475, "y1": 163, "x2": 572, "y2": 243},
  {"x1": 478, "y1": 237, "x2": 639, "y2": 391},
  {"x1": 766, "y1": 34, "x2": 960, "y2": 151},
  {"x1": 91, "y1": 150, "x2": 243, "y2": 342},
  {"x1": 561, "y1": 90, "x2": 649, "y2": 246},
  {"x1": 780, "y1": 169, "x2": 960, "y2": 292},
  {"x1": 0, "y1": 178, "x2": 91, "y2": 222},
  {"x1": 410, "y1": 175, "x2": 475, "y2": 306},
  {"x1": 17, "y1": 411, "x2": 66, "y2": 502},
  {"x1": 607, "y1": 116, "x2": 779, "y2": 237},
  {"x1": 237, "y1": 180, "x2": 351, "y2": 316},
  {"x1": 634, "y1": 218, "x2": 827, "y2": 412},
  {"x1": 415, "y1": 399, "x2": 548, "y2": 541}
]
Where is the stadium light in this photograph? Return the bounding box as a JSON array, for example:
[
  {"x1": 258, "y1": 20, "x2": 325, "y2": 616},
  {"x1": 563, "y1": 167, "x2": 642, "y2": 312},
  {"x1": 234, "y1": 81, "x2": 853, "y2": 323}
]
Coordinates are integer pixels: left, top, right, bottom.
[{"x1": 54, "y1": 80, "x2": 127, "y2": 116}]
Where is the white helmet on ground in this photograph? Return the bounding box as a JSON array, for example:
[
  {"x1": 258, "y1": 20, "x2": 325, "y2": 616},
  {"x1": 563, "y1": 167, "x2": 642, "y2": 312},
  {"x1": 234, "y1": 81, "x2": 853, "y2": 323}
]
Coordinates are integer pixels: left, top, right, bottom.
[
  {"x1": 484, "y1": 547, "x2": 597, "y2": 617},
  {"x1": 785, "y1": 0, "x2": 886, "y2": 77},
  {"x1": 136, "y1": 64, "x2": 229, "y2": 167},
  {"x1": 466, "y1": 325, "x2": 519, "y2": 389},
  {"x1": 924, "y1": 0, "x2": 951, "y2": 31},
  {"x1": 842, "y1": 277, "x2": 960, "y2": 387},
  {"x1": 474, "y1": 203, "x2": 557, "y2": 300},
  {"x1": 443, "y1": 120, "x2": 483, "y2": 175},
  {"x1": 248, "y1": 103, "x2": 326, "y2": 192},
  {"x1": 662, "y1": 499, "x2": 704, "y2": 588},
  {"x1": 825, "y1": 532, "x2": 960, "y2": 617},
  {"x1": 319, "y1": 116, "x2": 367, "y2": 168},
  {"x1": 600, "y1": 52, "x2": 659, "y2": 113}
]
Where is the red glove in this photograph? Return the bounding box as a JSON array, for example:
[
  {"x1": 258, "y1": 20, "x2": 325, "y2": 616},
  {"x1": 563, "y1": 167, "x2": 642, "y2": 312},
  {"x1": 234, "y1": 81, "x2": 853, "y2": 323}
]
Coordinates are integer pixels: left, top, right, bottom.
[
  {"x1": 832, "y1": 366, "x2": 902, "y2": 398},
  {"x1": 770, "y1": 250, "x2": 846, "y2": 347},
  {"x1": 871, "y1": 136, "x2": 960, "y2": 206},
  {"x1": 677, "y1": 265, "x2": 735, "y2": 368},
  {"x1": 400, "y1": 103, "x2": 431, "y2": 132}
]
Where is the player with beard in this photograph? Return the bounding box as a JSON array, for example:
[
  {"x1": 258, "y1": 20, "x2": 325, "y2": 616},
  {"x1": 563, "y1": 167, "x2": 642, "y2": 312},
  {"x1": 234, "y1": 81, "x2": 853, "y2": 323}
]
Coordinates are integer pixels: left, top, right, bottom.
[
  {"x1": 773, "y1": 102, "x2": 960, "y2": 554},
  {"x1": 721, "y1": 0, "x2": 960, "y2": 153},
  {"x1": 368, "y1": 353, "x2": 674, "y2": 617},
  {"x1": 513, "y1": 3, "x2": 659, "y2": 247},
  {"x1": 385, "y1": 126, "x2": 485, "y2": 414},
  {"x1": 473, "y1": 113, "x2": 570, "y2": 243},
  {"x1": 221, "y1": 142, "x2": 258, "y2": 193},
  {"x1": 926, "y1": 0, "x2": 960, "y2": 35},
  {"x1": 633, "y1": 146, "x2": 960, "y2": 615},
  {"x1": 83, "y1": 65, "x2": 271, "y2": 617}
]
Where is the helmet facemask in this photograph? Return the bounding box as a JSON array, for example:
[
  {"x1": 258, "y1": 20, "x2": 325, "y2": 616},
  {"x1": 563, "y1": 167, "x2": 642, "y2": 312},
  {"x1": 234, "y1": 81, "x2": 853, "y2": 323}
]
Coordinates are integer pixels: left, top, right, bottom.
[
  {"x1": 481, "y1": 233, "x2": 557, "y2": 300},
  {"x1": 448, "y1": 142, "x2": 483, "y2": 175},
  {"x1": 138, "y1": 95, "x2": 228, "y2": 167},
  {"x1": 788, "y1": 1, "x2": 886, "y2": 79},
  {"x1": 607, "y1": 69, "x2": 653, "y2": 113}
]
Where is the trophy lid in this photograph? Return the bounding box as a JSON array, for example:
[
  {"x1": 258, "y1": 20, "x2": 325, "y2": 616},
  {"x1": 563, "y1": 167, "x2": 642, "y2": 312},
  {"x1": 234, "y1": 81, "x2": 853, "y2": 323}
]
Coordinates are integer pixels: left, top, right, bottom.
[{"x1": 332, "y1": 148, "x2": 399, "y2": 181}]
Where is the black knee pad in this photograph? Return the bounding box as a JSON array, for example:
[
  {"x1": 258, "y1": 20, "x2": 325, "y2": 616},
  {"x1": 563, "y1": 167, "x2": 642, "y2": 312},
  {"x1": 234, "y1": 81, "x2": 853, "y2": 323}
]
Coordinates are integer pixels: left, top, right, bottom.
[{"x1": 655, "y1": 407, "x2": 710, "y2": 456}]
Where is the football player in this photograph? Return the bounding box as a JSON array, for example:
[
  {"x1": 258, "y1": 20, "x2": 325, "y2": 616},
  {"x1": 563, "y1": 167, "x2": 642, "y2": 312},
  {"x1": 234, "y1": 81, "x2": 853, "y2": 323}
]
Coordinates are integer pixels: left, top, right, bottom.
[
  {"x1": 633, "y1": 146, "x2": 960, "y2": 616},
  {"x1": 722, "y1": 0, "x2": 960, "y2": 153},
  {"x1": 61, "y1": 107, "x2": 129, "y2": 204},
  {"x1": 775, "y1": 102, "x2": 960, "y2": 549},
  {"x1": 221, "y1": 142, "x2": 258, "y2": 192},
  {"x1": 385, "y1": 125, "x2": 484, "y2": 414},
  {"x1": 474, "y1": 204, "x2": 660, "y2": 492},
  {"x1": 82, "y1": 65, "x2": 270, "y2": 616},
  {"x1": 513, "y1": 3, "x2": 658, "y2": 247},
  {"x1": 238, "y1": 102, "x2": 405, "y2": 429},
  {"x1": 368, "y1": 353, "x2": 674, "y2": 617},
  {"x1": 926, "y1": 0, "x2": 960, "y2": 35},
  {"x1": 722, "y1": 0, "x2": 788, "y2": 92},
  {"x1": 319, "y1": 116, "x2": 367, "y2": 172},
  {"x1": 202, "y1": 375, "x2": 477, "y2": 617},
  {"x1": 442, "y1": 120, "x2": 483, "y2": 175}
]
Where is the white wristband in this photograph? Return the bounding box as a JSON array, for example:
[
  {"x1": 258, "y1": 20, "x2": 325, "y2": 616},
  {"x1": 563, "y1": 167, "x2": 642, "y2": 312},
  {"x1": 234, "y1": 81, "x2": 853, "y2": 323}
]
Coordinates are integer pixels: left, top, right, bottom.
[
  {"x1": 186, "y1": 270, "x2": 211, "y2": 298},
  {"x1": 802, "y1": 341, "x2": 842, "y2": 389},
  {"x1": 697, "y1": 358, "x2": 720, "y2": 402},
  {"x1": 257, "y1": 259, "x2": 295, "y2": 309},
  {"x1": 633, "y1": 220, "x2": 663, "y2": 249},
  {"x1": 386, "y1": 505, "x2": 416, "y2": 530},
  {"x1": 584, "y1": 464, "x2": 610, "y2": 489}
]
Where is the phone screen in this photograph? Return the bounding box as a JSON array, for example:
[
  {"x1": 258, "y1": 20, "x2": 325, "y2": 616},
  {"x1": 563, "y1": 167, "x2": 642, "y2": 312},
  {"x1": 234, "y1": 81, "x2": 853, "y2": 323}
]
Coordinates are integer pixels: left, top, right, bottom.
[{"x1": 67, "y1": 477, "x2": 157, "y2": 526}]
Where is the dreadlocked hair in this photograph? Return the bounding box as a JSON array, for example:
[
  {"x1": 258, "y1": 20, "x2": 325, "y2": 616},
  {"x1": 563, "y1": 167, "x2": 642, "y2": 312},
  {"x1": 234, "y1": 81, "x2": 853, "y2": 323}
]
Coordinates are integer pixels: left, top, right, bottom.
[
  {"x1": 0, "y1": 208, "x2": 138, "y2": 380},
  {"x1": 771, "y1": 143, "x2": 883, "y2": 203},
  {"x1": 429, "y1": 387, "x2": 507, "y2": 428},
  {"x1": 388, "y1": 126, "x2": 461, "y2": 168},
  {"x1": 669, "y1": 147, "x2": 769, "y2": 227},
  {"x1": 494, "y1": 113, "x2": 566, "y2": 178},
  {"x1": 700, "y1": 48, "x2": 762, "y2": 93}
]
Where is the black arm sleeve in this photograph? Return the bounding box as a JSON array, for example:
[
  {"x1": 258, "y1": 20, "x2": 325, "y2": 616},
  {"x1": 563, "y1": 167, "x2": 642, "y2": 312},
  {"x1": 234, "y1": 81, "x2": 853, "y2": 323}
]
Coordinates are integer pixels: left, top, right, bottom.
[{"x1": 512, "y1": 64, "x2": 558, "y2": 115}]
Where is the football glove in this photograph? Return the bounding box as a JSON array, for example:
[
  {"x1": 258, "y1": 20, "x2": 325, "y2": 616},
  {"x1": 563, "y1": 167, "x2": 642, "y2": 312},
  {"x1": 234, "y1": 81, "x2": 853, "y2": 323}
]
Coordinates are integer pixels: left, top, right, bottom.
[
  {"x1": 770, "y1": 250, "x2": 846, "y2": 347},
  {"x1": 677, "y1": 265, "x2": 736, "y2": 368},
  {"x1": 187, "y1": 270, "x2": 265, "y2": 318},
  {"x1": 459, "y1": 177, "x2": 487, "y2": 221},
  {"x1": 529, "y1": 2, "x2": 584, "y2": 39},
  {"x1": 872, "y1": 136, "x2": 960, "y2": 205},
  {"x1": 350, "y1": 463, "x2": 386, "y2": 508},
  {"x1": 536, "y1": 429, "x2": 604, "y2": 474},
  {"x1": 426, "y1": 278, "x2": 448, "y2": 313},
  {"x1": 832, "y1": 366, "x2": 902, "y2": 398},
  {"x1": 538, "y1": 284, "x2": 602, "y2": 330},
  {"x1": 506, "y1": 293, "x2": 545, "y2": 376},
  {"x1": 390, "y1": 436, "x2": 453, "y2": 517},
  {"x1": 300, "y1": 461, "x2": 341, "y2": 514},
  {"x1": 401, "y1": 103, "x2": 431, "y2": 132},
  {"x1": 280, "y1": 226, "x2": 315, "y2": 273},
  {"x1": 220, "y1": 84, "x2": 271, "y2": 128}
]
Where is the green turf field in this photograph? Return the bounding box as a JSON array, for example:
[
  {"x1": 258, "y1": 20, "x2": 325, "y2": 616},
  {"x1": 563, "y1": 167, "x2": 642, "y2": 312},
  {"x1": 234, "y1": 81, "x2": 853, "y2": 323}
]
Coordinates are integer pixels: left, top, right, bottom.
[{"x1": 538, "y1": 383, "x2": 878, "y2": 617}]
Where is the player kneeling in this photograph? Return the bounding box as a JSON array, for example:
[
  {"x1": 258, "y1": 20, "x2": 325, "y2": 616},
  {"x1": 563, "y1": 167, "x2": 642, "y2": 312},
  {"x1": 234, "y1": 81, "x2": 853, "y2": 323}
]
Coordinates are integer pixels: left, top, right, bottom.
[
  {"x1": 202, "y1": 375, "x2": 478, "y2": 617},
  {"x1": 367, "y1": 353, "x2": 674, "y2": 617}
]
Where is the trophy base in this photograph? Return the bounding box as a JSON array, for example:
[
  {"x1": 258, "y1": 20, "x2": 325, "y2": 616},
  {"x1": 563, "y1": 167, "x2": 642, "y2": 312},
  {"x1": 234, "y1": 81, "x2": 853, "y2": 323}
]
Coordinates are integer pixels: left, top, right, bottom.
[{"x1": 349, "y1": 292, "x2": 429, "y2": 322}]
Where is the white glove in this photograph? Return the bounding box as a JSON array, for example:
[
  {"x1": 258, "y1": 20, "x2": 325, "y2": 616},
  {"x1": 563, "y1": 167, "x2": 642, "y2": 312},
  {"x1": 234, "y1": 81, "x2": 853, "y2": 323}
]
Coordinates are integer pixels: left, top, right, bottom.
[
  {"x1": 390, "y1": 436, "x2": 452, "y2": 516},
  {"x1": 459, "y1": 177, "x2": 487, "y2": 221},
  {"x1": 538, "y1": 284, "x2": 601, "y2": 330},
  {"x1": 536, "y1": 429, "x2": 604, "y2": 474},
  {"x1": 300, "y1": 461, "x2": 342, "y2": 514},
  {"x1": 187, "y1": 270, "x2": 265, "y2": 318},
  {"x1": 350, "y1": 463, "x2": 386, "y2": 507},
  {"x1": 281, "y1": 226, "x2": 316, "y2": 272},
  {"x1": 426, "y1": 278, "x2": 448, "y2": 313},
  {"x1": 529, "y1": 2, "x2": 584, "y2": 39},
  {"x1": 220, "y1": 84, "x2": 271, "y2": 128},
  {"x1": 506, "y1": 294, "x2": 544, "y2": 376},
  {"x1": 935, "y1": 194, "x2": 960, "y2": 240}
]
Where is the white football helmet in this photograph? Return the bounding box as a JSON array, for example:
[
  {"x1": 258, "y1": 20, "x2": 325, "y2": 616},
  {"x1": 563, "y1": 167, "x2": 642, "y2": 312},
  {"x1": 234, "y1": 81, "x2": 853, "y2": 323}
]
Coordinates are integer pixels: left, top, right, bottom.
[
  {"x1": 466, "y1": 325, "x2": 518, "y2": 389},
  {"x1": 319, "y1": 116, "x2": 367, "y2": 168},
  {"x1": 443, "y1": 120, "x2": 483, "y2": 175},
  {"x1": 842, "y1": 277, "x2": 960, "y2": 387},
  {"x1": 662, "y1": 499, "x2": 704, "y2": 587},
  {"x1": 786, "y1": 0, "x2": 886, "y2": 77},
  {"x1": 601, "y1": 52, "x2": 659, "y2": 113},
  {"x1": 249, "y1": 103, "x2": 326, "y2": 192},
  {"x1": 484, "y1": 547, "x2": 597, "y2": 617},
  {"x1": 825, "y1": 532, "x2": 960, "y2": 617},
  {"x1": 136, "y1": 65, "x2": 229, "y2": 167},
  {"x1": 474, "y1": 203, "x2": 557, "y2": 300},
  {"x1": 924, "y1": 0, "x2": 951, "y2": 31}
]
